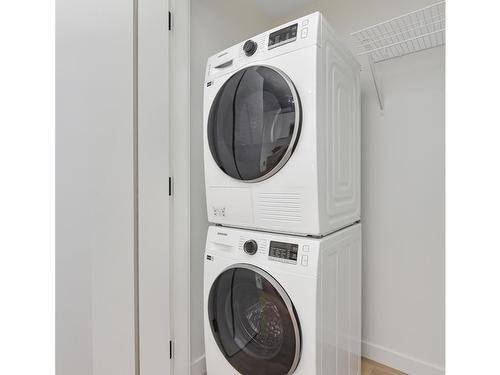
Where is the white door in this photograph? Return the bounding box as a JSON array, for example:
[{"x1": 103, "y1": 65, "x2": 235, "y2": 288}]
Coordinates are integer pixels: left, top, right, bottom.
[
  {"x1": 56, "y1": 0, "x2": 171, "y2": 373},
  {"x1": 56, "y1": 0, "x2": 137, "y2": 374}
]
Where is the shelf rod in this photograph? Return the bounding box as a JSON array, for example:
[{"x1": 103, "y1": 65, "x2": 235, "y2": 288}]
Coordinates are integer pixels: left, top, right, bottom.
[
  {"x1": 373, "y1": 43, "x2": 444, "y2": 64},
  {"x1": 354, "y1": 18, "x2": 444, "y2": 49},
  {"x1": 357, "y1": 28, "x2": 445, "y2": 56},
  {"x1": 350, "y1": 1, "x2": 445, "y2": 36}
]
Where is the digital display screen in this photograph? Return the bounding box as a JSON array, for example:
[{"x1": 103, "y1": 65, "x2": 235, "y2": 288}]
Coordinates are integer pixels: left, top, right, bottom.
[
  {"x1": 268, "y1": 23, "x2": 298, "y2": 50},
  {"x1": 269, "y1": 241, "x2": 298, "y2": 264}
]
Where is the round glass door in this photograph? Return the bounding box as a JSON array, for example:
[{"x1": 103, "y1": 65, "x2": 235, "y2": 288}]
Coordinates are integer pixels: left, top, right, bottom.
[
  {"x1": 208, "y1": 264, "x2": 301, "y2": 375},
  {"x1": 207, "y1": 65, "x2": 301, "y2": 182}
]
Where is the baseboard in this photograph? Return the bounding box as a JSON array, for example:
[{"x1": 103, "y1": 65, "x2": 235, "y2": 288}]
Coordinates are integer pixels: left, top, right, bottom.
[
  {"x1": 191, "y1": 354, "x2": 206, "y2": 375},
  {"x1": 362, "y1": 340, "x2": 445, "y2": 375},
  {"x1": 193, "y1": 345, "x2": 443, "y2": 375}
]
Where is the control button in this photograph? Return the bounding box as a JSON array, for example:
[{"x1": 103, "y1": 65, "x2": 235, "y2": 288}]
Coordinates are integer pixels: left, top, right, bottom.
[
  {"x1": 243, "y1": 40, "x2": 258, "y2": 56},
  {"x1": 301, "y1": 255, "x2": 308, "y2": 266},
  {"x1": 302, "y1": 245, "x2": 310, "y2": 253},
  {"x1": 258, "y1": 240, "x2": 266, "y2": 253},
  {"x1": 243, "y1": 240, "x2": 258, "y2": 255},
  {"x1": 301, "y1": 28, "x2": 308, "y2": 39},
  {"x1": 302, "y1": 19, "x2": 309, "y2": 26}
]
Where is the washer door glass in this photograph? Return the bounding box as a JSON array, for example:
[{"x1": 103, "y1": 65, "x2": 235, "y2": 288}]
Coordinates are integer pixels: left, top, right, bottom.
[
  {"x1": 208, "y1": 265, "x2": 301, "y2": 375},
  {"x1": 208, "y1": 66, "x2": 301, "y2": 182}
]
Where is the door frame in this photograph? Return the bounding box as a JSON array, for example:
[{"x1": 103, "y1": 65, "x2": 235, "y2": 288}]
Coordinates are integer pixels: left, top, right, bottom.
[
  {"x1": 137, "y1": 0, "x2": 175, "y2": 374},
  {"x1": 137, "y1": 0, "x2": 191, "y2": 374},
  {"x1": 169, "y1": 0, "x2": 191, "y2": 374}
]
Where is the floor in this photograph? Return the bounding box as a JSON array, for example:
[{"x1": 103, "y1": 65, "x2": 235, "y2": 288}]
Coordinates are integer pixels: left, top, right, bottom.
[
  {"x1": 204, "y1": 357, "x2": 407, "y2": 375},
  {"x1": 362, "y1": 357, "x2": 407, "y2": 375}
]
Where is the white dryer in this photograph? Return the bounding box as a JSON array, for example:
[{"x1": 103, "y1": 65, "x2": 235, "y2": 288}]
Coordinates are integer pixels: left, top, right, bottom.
[
  {"x1": 203, "y1": 12, "x2": 361, "y2": 236},
  {"x1": 204, "y1": 224, "x2": 362, "y2": 375}
]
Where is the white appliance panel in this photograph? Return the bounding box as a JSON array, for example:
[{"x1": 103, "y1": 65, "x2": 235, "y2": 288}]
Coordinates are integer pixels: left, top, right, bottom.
[
  {"x1": 204, "y1": 224, "x2": 361, "y2": 375},
  {"x1": 203, "y1": 12, "x2": 360, "y2": 236}
]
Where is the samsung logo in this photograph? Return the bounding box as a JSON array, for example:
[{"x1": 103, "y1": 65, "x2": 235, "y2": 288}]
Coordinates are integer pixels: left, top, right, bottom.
[{"x1": 217, "y1": 232, "x2": 228, "y2": 236}]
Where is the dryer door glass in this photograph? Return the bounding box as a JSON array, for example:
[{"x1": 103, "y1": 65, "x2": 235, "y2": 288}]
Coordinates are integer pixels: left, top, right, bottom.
[
  {"x1": 208, "y1": 265, "x2": 301, "y2": 375},
  {"x1": 208, "y1": 66, "x2": 301, "y2": 182}
]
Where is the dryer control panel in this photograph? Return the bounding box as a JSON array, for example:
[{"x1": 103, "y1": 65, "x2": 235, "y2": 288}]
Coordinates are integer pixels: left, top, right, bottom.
[
  {"x1": 268, "y1": 23, "x2": 298, "y2": 50},
  {"x1": 204, "y1": 12, "x2": 320, "y2": 82}
]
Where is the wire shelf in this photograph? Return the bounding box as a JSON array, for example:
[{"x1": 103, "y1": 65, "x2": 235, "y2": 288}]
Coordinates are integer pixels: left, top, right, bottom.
[{"x1": 351, "y1": 1, "x2": 445, "y2": 63}]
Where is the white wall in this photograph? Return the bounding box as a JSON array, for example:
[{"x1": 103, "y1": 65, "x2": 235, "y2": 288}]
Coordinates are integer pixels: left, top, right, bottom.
[
  {"x1": 360, "y1": 47, "x2": 445, "y2": 375},
  {"x1": 271, "y1": 1, "x2": 445, "y2": 373},
  {"x1": 56, "y1": 1, "x2": 137, "y2": 374},
  {"x1": 189, "y1": 1, "x2": 274, "y2": 372}
]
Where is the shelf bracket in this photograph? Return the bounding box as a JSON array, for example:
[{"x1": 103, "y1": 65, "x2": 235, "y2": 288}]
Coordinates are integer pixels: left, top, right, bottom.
[
  {"x1": 368, "y1": 55, "x2": 383, "y2": 110},
  {"x1": 351, "y1": 1, "x2": 445, "y2": 111}
]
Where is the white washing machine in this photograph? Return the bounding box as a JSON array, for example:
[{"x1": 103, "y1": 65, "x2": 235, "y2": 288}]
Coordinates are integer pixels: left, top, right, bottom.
[
  {"x1": 203, "y1": 12, "x2": 361, "y2": 236},
  {"x1": 204, "y1": 224, "x2": 362, "y2": 375}
]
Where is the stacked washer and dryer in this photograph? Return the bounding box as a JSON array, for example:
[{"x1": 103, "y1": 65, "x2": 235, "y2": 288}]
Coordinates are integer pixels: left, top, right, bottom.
[{"x1": 202, "y1": 12, "x2": 361, "y2": 375}]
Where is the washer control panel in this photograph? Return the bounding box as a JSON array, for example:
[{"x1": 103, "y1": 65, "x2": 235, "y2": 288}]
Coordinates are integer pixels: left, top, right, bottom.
[
  {"x1": 208, "y1": 227, "x2": 320, "y2": 275},
  {"x1": 243, "y1": 239, "x2": 258, "y2": 255},
  {"x1": 269, "y1": 241, "x2": 299, "y2": 264}
]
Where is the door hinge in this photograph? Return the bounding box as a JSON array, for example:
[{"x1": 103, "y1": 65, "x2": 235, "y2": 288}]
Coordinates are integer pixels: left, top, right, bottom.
[
  {"x1": 169, "y1": 340, "x2": 173, "y2": 359},
  {"x1": 168, "y1": 177, "x2": 172, "y2": 196},
  {"x1": 168, "y1": 11, "x2": 172, "y2": 31}
]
